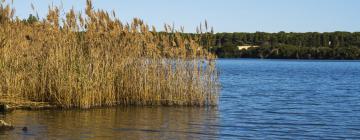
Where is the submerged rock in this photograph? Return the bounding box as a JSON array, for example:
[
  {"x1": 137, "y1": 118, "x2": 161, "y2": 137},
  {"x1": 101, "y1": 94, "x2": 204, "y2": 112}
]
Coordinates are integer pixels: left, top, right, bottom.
[{"x1": 0, "y1": 120, "x2": 15, "y2": 131}]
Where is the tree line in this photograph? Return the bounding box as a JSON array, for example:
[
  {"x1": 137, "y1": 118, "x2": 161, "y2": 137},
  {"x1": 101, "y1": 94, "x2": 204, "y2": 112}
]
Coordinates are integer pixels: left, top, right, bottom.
[{"x1": 210, "y1": 32, "x2": 360, "y2": 59}]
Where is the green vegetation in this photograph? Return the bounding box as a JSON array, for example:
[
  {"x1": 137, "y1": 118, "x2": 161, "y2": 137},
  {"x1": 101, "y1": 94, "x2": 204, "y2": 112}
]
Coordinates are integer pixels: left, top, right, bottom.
[
  {"x1": 210, "y1": 32, "x2": 360, "y2": 59},
  {"x1": 0, "y1": 1, "x2": 219, "y2": 108}
]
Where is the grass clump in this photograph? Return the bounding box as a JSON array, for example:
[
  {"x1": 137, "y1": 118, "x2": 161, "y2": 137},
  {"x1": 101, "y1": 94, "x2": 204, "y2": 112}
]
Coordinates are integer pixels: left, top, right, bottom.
[{"x1": 0, "y1": 0, "x2": 219, "y2": 108}]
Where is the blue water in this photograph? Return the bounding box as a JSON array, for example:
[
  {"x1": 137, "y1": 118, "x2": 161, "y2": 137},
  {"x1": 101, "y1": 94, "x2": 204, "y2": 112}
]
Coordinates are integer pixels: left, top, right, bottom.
[
  {"x1": 1, "y1": 59, "x2": 360, "y2": 139},
  {"x1": 218, "y1": 59, "x2": 360, "y2": 139}
]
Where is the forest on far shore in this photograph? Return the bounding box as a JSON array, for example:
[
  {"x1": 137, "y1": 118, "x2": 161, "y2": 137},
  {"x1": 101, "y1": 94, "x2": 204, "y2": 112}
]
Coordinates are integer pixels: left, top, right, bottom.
[{"x1": 208, "y1": 32, "x2": 360, "y2": 59}]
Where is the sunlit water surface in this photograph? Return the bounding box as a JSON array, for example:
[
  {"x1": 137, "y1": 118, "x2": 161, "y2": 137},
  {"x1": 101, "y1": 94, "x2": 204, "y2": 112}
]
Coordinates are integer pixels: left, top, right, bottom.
[{"x1": 1, "y1": 59, "x2": 360, "y2": 139}]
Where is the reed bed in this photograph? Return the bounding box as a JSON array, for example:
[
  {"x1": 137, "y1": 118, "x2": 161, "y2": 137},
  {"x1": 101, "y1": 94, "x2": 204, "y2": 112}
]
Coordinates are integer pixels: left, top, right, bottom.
[{"x1": 0, "y1": 0, "x2": 219, "y2": 108}]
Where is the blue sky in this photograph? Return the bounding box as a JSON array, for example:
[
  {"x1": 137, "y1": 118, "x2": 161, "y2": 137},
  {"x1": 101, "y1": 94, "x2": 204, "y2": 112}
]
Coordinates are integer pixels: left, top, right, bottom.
[{"x1": 6, "y1": 0, "x2": 360, "y2": 33}]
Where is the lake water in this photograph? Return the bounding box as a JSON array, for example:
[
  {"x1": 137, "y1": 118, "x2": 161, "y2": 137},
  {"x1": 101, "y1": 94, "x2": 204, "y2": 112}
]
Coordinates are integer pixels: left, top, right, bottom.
[{"x1": 1, "y1": 59, "x2": 360, "y2": 139}]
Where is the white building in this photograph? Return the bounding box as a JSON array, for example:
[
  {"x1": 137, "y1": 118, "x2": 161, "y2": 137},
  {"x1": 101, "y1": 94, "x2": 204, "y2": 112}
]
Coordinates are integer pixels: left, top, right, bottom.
[{"x1": 237, "y1": 45, "x2": 259, "y2": 50}]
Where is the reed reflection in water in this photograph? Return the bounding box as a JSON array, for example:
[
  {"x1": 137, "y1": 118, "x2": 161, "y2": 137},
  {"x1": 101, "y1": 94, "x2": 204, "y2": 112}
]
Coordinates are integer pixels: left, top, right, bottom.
[{"x1": 0, "y1": 107, "x2": 219, "y2": 139}]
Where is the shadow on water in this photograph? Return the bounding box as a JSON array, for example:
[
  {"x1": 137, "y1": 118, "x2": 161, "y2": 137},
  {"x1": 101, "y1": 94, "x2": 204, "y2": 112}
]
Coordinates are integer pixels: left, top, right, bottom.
[{"x1": 0, "y1": 107, "x2": 219, "y2": 140}]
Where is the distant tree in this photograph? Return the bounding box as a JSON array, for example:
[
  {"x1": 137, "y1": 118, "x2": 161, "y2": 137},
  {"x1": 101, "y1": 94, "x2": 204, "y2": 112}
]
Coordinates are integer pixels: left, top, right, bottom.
[{"x1": 25, "y1": 14, "x2": 39, "y2": 24}]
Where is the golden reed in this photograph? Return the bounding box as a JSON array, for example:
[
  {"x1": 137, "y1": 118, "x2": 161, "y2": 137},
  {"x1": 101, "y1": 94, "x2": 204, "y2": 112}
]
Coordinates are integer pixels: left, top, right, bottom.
[{"x1": 0, "y1": 0, "x2": 219, "y2": 108}]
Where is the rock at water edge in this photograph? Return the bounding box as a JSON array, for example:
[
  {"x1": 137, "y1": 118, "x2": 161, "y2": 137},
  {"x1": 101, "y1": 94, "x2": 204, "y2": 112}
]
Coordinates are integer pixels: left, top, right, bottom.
[{"x1": 0, "y1": 120, "x2": 15, "y2": 131}]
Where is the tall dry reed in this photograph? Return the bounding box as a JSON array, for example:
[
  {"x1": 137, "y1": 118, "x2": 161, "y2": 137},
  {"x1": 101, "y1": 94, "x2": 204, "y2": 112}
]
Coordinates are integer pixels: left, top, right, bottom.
[{"x1": 0, "y1": 0, "x2": 219, "y2": 108}]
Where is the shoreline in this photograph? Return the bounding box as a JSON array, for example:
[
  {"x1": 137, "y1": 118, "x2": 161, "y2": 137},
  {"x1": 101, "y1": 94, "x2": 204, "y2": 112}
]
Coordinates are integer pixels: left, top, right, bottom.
[
  {"x1": 0, "y1": 95, "x2": 59, "y2": 112},
  {"x1": 0, "y1": 95, "x2": 217, "y2": 113},
  {"x1": 216, "y1": 58, "x2": 360, "y2": 62}
]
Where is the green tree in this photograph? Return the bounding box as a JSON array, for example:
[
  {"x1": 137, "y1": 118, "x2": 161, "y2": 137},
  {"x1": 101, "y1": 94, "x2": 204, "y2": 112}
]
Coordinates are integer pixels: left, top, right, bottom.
[{"x1": 25, "y1": 14, "x2": 39, "y2": 24}]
